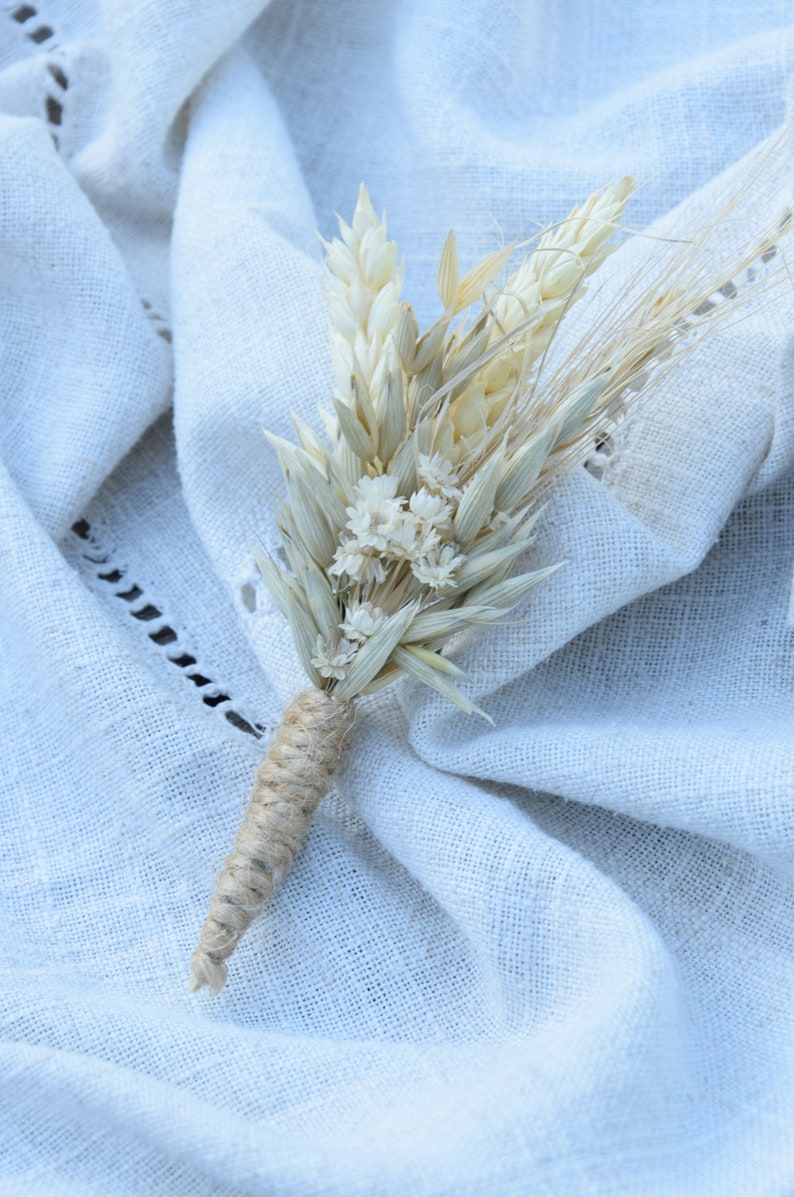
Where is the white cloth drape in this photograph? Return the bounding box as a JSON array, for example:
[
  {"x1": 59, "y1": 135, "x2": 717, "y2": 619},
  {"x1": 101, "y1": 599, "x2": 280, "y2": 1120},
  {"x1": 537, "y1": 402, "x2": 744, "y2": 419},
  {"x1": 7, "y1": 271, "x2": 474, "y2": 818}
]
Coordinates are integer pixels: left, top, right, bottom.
[{"x1": 2, "y1": 2, "x2": 794, "y2": 1193}]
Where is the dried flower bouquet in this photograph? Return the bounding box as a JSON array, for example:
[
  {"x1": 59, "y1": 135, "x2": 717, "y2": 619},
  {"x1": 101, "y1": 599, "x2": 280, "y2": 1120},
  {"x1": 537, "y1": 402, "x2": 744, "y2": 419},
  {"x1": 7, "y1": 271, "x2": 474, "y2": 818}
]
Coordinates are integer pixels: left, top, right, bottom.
[{"x1": 189, "y1": 173, "x2": 789, "y2": 994}]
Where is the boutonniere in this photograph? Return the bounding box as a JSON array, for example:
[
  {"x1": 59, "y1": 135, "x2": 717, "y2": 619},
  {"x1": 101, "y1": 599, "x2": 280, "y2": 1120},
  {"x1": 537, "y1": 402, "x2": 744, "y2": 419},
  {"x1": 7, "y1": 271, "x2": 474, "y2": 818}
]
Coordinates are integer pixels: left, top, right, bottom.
[{"x1": 190, "y1": 168, "x2": 790, "y2": 994}]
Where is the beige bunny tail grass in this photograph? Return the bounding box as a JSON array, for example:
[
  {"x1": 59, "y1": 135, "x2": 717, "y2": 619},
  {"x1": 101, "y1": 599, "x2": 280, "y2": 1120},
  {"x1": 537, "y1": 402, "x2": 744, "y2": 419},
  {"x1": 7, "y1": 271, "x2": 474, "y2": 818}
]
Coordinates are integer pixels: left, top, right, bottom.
[{"x1": 189, "y1": 689, "x2": 354, "y2": 995}]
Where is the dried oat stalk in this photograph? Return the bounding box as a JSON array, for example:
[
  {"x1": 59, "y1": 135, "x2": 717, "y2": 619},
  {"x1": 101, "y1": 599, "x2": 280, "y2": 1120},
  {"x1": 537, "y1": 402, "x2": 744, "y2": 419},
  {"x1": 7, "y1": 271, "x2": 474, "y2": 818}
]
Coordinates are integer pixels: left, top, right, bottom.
[{"x1": 190, "y1": 173, "x2": 791, "y2": 993}]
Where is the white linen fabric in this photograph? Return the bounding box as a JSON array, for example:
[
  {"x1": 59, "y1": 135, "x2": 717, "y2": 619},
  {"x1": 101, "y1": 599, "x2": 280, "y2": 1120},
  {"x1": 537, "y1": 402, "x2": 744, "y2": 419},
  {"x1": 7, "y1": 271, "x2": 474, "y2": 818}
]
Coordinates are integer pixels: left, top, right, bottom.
[{"x1": 2, "y1": 1, "x2": 794, "y2": 1193}]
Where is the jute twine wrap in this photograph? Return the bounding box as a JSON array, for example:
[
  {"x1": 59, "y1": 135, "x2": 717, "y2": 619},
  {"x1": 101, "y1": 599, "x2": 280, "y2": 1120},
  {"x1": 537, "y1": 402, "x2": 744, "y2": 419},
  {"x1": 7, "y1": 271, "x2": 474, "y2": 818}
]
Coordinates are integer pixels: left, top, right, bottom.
[{"x1": 189, "y1": 688, "x2": 354, "y2": 995}]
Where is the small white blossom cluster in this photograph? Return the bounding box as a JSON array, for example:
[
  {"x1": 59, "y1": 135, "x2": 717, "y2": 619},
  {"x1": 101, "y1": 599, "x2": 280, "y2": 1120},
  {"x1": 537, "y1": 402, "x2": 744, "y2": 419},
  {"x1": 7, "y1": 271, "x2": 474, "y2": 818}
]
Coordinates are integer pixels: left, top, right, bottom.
[
  {"x1": 310, "y1": 636, "x2": 357, "y2": 680},
  {"x1": 417, "y1": 452, "x2": 462, "y2": 500},
  {"x1": 311, "y1": 600, "x2": 388, "y2": 682},
  {"x1": 329, "y1": 470, "x2": 462, "y2": 592},
  {"x1": 340, "y1": 600, "x2": 385, "y2": 642},
  {"x1": 308, "y1": 598, "x2": 390, "y2": 684}
]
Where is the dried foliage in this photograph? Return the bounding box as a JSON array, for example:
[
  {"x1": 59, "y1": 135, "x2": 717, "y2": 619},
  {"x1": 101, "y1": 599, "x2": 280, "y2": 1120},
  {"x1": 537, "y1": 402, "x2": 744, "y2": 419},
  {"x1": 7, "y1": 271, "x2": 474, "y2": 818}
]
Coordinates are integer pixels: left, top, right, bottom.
[{"x1": 258, "y1": 177, "x2": 790, "y2": 717}]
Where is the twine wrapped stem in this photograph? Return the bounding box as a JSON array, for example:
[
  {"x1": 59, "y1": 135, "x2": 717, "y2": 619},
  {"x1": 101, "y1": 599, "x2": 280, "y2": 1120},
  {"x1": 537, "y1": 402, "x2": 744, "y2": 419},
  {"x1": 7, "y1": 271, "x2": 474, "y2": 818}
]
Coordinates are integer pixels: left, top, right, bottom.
[{"x1": 189, "y1": 688, "x2": 353, "y2": 995}]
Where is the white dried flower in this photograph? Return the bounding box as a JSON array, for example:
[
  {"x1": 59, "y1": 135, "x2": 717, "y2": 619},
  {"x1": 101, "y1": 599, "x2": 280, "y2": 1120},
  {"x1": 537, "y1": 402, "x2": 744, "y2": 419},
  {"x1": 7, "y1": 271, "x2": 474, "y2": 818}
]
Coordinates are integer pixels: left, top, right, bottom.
[
  {"x1": 310, "y1": 635, "x2": 358, "y2": 680},
  {"x1": 329, "y1": 539, "x2": 387, "y2": 584},
  {"x1": 384, "y1": 509, "x2": 423, "y2": 560},
  {"x1": 417, "y1": 453, "x2": 462, "y2": 500},
  {"x1": 340, "y1": 601, "x2": 386, "y2": 643},
  {"x1": 345, "y1": 473, "x2": 405, "y2": 551},
  {"x1": 409, "y1": 487, "x2": 453, "y2": 530},
  {"x1": 356, "y1": 472, "x2": 400, "y2": 503},
  {"x1": 411, "y1": 543, "x2": 465, "y2": 591}
]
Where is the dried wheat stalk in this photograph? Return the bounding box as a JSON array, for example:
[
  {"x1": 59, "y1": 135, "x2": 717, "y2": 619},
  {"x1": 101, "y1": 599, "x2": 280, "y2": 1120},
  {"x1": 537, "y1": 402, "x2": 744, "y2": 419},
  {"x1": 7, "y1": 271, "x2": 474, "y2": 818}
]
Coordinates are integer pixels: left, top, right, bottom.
[{"x1": 189, "y1": 171, "x2": 790, "y2": 994}]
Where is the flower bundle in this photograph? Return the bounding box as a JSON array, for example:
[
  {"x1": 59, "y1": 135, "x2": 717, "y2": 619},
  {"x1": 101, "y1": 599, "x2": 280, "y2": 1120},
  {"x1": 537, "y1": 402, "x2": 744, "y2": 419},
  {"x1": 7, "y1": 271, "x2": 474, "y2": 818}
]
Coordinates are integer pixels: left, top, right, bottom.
[{"x1": 189, "y1": 175, "x2": 789, "y2": 994}]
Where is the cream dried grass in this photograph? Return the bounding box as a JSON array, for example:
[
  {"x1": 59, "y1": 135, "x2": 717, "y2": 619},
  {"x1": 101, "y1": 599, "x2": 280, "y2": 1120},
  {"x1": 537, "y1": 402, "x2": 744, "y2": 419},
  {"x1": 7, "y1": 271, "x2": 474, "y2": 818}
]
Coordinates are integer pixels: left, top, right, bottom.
[{"x1": 189, "y1": 164, "x2": 791, "y2": 993}]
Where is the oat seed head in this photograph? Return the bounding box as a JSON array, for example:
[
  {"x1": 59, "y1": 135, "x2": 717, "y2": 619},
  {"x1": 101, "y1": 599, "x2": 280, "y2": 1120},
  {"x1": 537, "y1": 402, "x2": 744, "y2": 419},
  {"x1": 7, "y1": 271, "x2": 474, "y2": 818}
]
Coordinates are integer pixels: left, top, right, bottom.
[{"x1": 258, "y1": 157, "x2": 791, "y2": 715}]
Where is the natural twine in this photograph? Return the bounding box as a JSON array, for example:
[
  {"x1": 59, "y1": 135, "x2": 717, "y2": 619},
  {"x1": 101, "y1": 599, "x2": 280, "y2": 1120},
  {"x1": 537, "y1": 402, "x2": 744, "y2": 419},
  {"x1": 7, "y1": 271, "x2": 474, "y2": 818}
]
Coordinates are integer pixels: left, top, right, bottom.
[{"x1": 189, "y1": 688, "x2": 354, "y2": 995}]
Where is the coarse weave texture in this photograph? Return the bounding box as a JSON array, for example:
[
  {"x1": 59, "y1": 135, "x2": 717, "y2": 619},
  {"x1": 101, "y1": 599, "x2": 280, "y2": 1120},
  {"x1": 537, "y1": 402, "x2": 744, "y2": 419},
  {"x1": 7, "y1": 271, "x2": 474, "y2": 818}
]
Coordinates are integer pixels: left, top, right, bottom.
[{"x1": 1, "y1": 2, "x2": 794, "y2": 1195}]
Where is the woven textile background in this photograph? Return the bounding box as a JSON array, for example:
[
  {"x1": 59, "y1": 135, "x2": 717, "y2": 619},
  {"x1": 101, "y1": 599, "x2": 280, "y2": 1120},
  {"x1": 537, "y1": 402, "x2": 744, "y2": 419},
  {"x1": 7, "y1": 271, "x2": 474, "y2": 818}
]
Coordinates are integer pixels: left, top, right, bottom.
[{"x1": 2, "y1": 2, "x2": 794, "y2": 1193}]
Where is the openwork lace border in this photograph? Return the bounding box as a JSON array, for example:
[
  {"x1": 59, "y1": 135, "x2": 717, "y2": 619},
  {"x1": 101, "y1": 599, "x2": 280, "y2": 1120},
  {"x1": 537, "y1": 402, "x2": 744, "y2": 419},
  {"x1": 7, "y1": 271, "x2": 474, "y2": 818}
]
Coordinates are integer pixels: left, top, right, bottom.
[{"x1": 71, "y1": 518, "x2": 267, "y2": 740}]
